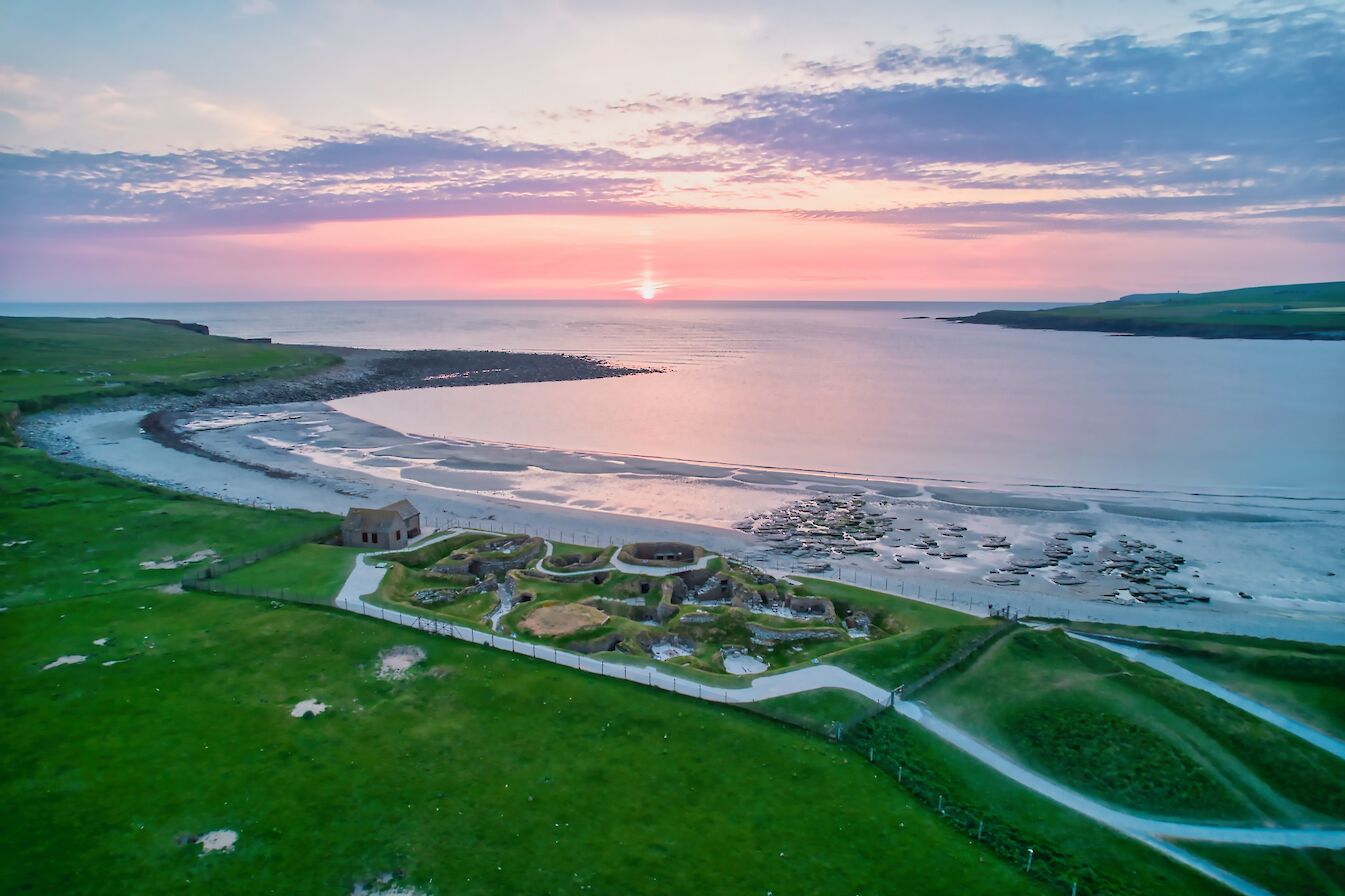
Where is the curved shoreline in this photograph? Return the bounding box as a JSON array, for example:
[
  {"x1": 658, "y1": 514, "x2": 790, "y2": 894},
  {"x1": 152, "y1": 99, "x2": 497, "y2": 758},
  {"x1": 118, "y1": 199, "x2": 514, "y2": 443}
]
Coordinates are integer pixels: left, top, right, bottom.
[
  {"x1": 27, "y1": 393, "x2": 1345, "y2": 643},
  {"x1": 104, "y1": 343, "x2": 660, "y2": 482},
  {"x1": 15, "y1": 330, "x2": 1343, "y2": 639},
  {"x1": 330, "y1": 392, "x2": 1345, "y2": 507}
]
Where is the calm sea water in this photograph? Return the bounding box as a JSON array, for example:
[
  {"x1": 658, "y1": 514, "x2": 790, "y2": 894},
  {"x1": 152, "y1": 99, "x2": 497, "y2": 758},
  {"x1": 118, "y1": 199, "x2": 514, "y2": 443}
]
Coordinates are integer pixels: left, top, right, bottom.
[{"x1": 7, "y1": 300, "x2": 1344, "y2": 497}]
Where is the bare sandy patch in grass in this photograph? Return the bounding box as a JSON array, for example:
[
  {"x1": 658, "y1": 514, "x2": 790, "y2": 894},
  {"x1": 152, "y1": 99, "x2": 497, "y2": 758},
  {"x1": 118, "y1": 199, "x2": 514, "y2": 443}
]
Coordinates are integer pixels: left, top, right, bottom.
[
  {"x1": 520, "y1": 603, "x2": 609, "y2": 637},
  {"x1": 352, "y1": 876, "x2": 430, "y2": 896},
  {"x1": 291, "y1": 698, "x2": 328, "y2": 718},
  {"x1": 139, "y1": 549, "x2": 217, "y2": 570},
  {"x1": 198, "y1": 830, "x2": 238, "y2": 854},
  {"x1": 377, "y1": 645, "x2": 426, "y2": 680},
  {"x1": 42, "y1": 655, "x2": 87, "y2": 670}
]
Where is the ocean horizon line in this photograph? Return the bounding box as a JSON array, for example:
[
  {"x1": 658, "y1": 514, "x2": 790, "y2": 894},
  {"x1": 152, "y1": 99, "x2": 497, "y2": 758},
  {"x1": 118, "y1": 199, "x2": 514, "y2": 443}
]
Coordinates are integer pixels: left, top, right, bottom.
[{"x1": 0, "y1": 297, "x2": 1075, "y2": 308}]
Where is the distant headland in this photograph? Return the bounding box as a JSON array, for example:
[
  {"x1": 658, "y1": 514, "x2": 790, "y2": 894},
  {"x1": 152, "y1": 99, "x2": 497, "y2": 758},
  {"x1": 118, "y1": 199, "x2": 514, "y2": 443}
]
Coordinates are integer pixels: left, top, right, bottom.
[{"x1": 946, "y1": 281, "x2": 1345, "y2": 339}]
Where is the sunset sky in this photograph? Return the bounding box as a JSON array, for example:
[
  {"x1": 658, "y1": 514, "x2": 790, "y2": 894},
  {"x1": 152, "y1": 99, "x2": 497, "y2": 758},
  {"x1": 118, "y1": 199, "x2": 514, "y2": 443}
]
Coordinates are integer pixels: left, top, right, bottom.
[{"x1": 1, "y1": 0, "x2": 1341, "y2": 302}]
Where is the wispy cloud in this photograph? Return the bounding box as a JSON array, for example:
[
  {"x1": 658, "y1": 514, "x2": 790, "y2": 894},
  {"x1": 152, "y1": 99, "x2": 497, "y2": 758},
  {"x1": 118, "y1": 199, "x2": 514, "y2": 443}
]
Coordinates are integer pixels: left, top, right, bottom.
[
  {"x1": 687, "y1": 5, "x2": 1345, "y2": 234},
  {"x1": 2, "y1": 4, "x2": 1341, "y2": 241}
]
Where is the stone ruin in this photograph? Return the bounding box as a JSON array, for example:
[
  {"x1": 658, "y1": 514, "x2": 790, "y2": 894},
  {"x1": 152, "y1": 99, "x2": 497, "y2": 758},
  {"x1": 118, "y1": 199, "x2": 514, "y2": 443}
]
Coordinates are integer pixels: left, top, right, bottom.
[{"x1": 622, "y1": 542, "x2": 697, "y2": 565}]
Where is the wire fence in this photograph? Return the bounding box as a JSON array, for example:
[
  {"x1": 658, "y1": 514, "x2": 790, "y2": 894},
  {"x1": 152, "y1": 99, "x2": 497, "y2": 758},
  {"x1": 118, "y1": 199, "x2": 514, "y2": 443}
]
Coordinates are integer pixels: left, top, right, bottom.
[
  {"x1": 180, "y1": 525, "x2": 341, "y2": 601},
  {"x1": 185, "y1": 578, "x2": 337, "y2": 606},
  {"x1": 841, "y1": 713, "x2": 1101, "y2": 896},
  {"x1": 741, "y1": 687, "x2": 891, "y2": 738},
  {"x1": 423, "y1": 515, "x2": 624, "y2": 548},
  {"x1": 332, "y1": 599, "x2": 788, "y2": 703}
]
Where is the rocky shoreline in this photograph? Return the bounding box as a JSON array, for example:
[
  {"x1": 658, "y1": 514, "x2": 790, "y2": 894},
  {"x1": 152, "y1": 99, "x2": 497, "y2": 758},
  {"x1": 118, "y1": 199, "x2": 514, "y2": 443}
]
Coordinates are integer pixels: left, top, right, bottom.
[
  {"x1": 165, "y1": 344, "x2": 656, "y2": 411},
  {"x1": 740, "y1": 494, "x2": 1212, "y2": 607},
  {"x1": 28, "y1": 344, "x2": 655, "y2": 476},
  {"x1": 943, "y1": 309, "x2": 1345, "y2": 340}
]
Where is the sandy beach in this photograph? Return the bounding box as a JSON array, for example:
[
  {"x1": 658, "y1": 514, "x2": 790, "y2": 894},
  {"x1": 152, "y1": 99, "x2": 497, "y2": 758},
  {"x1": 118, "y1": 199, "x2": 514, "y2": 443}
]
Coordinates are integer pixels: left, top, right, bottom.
[{"x1": 26, "y1": 398, "x2": 1345, "y2": 645}]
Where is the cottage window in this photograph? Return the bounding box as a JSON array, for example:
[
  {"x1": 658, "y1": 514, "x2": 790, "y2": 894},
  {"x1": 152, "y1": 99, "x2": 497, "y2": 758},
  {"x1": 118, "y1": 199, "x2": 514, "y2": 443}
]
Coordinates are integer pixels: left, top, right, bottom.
[
  {"x1": 372, "y1": 532, "x2": 379, "y2": 544},
  {"x1": 362, "y1": 532, "x2": 369, "y2": 543},
  {"x1": 395, "y1": 530, "x2": 401, "y2": 541}
]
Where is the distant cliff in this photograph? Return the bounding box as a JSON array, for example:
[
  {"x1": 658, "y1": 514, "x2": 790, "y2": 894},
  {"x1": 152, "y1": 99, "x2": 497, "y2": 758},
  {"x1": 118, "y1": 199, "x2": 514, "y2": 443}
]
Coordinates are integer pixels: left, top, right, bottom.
[
  {"x1": 946, "y1": 282, "x2": 1345, "y2": 340},
  {"x1": 130, "y1": 317, "x2": 210, "y2": 335}
]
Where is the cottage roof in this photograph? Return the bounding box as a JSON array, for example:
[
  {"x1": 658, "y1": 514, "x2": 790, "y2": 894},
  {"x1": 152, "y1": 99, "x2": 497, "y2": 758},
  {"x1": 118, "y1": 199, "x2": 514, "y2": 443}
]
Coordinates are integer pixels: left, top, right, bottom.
[
  {"x1": 341, "y1": 508, "x2": 397, "y2": 529},
  {"x1": 342, "y1": 499, "x2": 419, "y2": 532},
  {"x1": 383, "y1": 499, "x2": 419, "y2": 520}
]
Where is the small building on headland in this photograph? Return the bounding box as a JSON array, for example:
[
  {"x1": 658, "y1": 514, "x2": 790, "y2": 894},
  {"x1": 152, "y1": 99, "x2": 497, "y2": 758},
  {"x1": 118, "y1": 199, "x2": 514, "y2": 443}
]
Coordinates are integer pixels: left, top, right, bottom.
[{"x1": 341, "y1": 499, "x2": 422, "y2": 548}]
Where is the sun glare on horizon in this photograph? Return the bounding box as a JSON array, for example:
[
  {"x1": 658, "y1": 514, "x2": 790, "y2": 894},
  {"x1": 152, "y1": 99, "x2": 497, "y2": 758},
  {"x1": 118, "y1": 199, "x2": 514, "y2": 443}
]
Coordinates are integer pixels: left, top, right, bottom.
[{"x1": 635, "y1": 269, "x2": 667, "y2": 301}]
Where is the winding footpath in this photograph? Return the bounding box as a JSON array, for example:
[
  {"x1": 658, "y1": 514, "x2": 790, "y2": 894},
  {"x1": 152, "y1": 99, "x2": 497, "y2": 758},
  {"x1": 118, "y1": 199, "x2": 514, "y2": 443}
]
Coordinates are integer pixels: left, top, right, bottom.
[{"x1": 332, "y1": 531, "x2": 1345, "y2": 896}]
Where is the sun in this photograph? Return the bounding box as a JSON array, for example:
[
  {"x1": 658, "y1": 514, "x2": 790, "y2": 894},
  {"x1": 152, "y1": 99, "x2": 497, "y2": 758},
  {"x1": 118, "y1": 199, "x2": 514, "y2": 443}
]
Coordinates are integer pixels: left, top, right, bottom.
[{"x1": 633, "y1": 269, "x2": 667, "y2": 301}]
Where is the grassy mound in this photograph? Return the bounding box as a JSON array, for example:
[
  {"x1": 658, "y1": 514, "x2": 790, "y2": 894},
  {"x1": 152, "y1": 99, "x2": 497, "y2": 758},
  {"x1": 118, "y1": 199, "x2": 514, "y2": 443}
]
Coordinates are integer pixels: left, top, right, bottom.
[
  {"x1": 1004, "y1": 700, "x2": 1237, "y2": 816},
  {"x1": 1182, "y1": 844, "x2": 1345, "y2": 896},
  {"x1": 803, "y1": 578, "x2": 996, "y2": 690},
  {"x1": 390, "y1": 532, "x2": 494, "y2": 569},
  {"x1": 922, "y1": 627, "x2": 1345, "y2": 823},
  {"x1": 845, "y1": 711, "x2": 1231, "y2": 896},
  {"x1": 1069, "y1": 621, "x2": 1345, "y2": 741}
]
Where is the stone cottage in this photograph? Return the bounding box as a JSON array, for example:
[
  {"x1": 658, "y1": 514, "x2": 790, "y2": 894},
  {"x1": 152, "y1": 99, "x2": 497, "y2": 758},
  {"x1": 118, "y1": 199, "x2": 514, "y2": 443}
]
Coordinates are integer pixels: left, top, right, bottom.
[{"x1": 341, "y1": 499, "x2": 422, "y2": 548}]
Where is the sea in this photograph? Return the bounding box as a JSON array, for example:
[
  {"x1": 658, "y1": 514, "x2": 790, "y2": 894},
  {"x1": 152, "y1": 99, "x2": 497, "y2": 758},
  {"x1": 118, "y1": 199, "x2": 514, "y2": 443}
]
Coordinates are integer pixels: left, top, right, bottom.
[{"x1": 6, "y1": 299, "x2": 1344, "y2": 499}]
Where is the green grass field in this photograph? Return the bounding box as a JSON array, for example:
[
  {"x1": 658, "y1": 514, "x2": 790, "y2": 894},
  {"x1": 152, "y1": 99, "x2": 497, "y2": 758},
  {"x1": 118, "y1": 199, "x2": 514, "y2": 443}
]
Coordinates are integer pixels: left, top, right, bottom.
[
  {"x1": 1182, "y1": 843, "x2": 1345, "y2": 896},
  {"x1": 954, "y1": 281, "x2": 1345, "y2": 338},
  {"x1": 0, "y1": 459, "x2": 1053, "y2": 896},
  {"x1": 211, "y1": 543, "x2": 361, "y2": 600},
  {"x1": 921, "y1": 627, "x2": 1345, "y2": 824},
  {"x1": 0, "y1": 448, "x2": 338, "y2": 606},
  {"x1": 0, "y1": 316, "x2": 336, "y2": 442}
]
